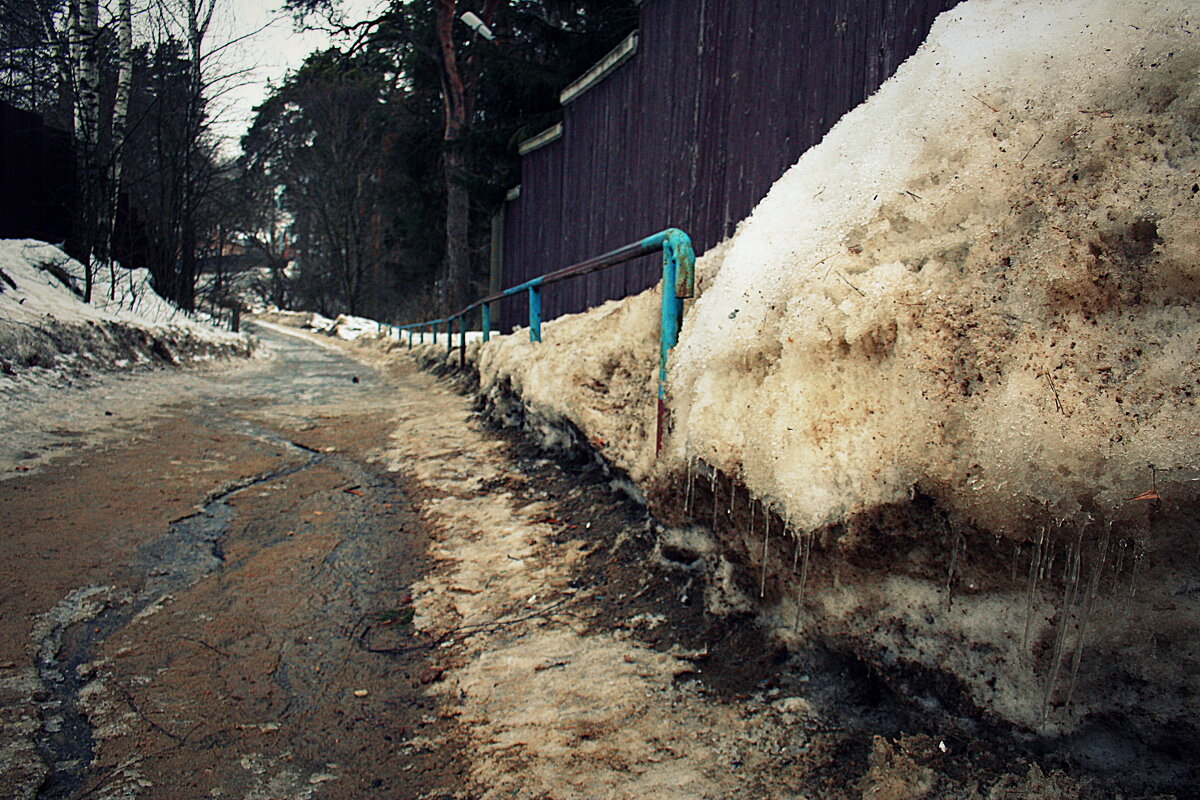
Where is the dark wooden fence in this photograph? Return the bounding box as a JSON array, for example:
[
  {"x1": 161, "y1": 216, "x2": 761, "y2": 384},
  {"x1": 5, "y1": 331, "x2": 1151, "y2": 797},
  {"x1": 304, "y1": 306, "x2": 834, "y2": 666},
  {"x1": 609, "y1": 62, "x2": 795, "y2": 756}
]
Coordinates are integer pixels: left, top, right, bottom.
[
  {"x1": 1, "y1": 99, "x2": 151, "y2": 271},
  {"x1": 496, "y1": 0, "x2": 960, "y2": 330},
  {"x1": 0, "y1": 101, "x2": 80, "y2": 258}
]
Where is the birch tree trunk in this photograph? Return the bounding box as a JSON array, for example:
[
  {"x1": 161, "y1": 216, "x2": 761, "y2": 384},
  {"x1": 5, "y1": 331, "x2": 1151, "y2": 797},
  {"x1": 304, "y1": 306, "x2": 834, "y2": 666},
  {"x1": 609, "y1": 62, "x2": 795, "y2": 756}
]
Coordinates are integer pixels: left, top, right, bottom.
[
  {"x1": 104, "y1": 0, "x2": 134, "y2": 299},
  {"x1": 70, "y1": 0, "x2": 101, "y2": 302}
]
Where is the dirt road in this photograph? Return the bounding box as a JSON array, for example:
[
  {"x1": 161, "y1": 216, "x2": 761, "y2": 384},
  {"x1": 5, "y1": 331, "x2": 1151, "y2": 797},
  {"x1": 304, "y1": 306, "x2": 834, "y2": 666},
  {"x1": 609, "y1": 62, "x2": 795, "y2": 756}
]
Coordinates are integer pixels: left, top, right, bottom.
[
  {"x1": 0, "y1": 323, "x2": 1110, "y2": 800},
  {"x1": 1, "y1": 324, "x2": 466, "y2": 799}
]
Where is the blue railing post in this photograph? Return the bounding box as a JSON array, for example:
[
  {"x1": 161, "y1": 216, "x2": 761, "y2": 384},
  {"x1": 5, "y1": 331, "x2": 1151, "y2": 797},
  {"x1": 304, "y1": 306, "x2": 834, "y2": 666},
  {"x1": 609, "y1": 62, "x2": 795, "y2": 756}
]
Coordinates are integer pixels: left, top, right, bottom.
[
  {"x1": 482, "y1": 302, "x2": 491, "y2": 343},
  {"x1": 654, "y1": 229, "x2": 695, "y2": 452},
  {"x1": 445, "y1": 319, "x2": 452, "y2": 354},
  {"x1": 528, "y1": 284, "x2": 542, "y2": 343}
]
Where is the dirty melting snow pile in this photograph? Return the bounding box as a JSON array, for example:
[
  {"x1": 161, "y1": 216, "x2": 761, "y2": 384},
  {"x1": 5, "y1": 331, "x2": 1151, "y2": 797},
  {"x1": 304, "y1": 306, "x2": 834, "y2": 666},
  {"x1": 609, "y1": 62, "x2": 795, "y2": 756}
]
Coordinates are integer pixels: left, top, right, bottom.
[
  {"x1": 476, "y1": 0, "x2": 1200, "y2": 757},
  {"x1": 377, "y1": 362, "x2": 826, "y2": 800},
  {"x1": 482, "y1": 0, "x2": 1200, "y2": 532},
  {"x1": 480, "y1": 286, "x2": 668, "y2": 483},
  {"x1": 0, "y1": 239, "x2": 251, "y2": 387},
  {"x1": 670, "y1": 0, "x2": 1200, "y2": 534}
]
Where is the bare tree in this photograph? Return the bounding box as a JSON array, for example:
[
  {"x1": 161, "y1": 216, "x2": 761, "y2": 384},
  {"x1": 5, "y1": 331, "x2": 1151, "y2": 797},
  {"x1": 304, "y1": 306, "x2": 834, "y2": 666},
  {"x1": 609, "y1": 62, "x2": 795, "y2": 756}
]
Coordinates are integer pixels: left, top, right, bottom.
[
  {"x1": 100, "y1": 0, "x2": 134, "y2": 299},
  {"x1": 67, "y1": 0, "x2": 103, "y2": 300},
  {"x1": 432, "y1": 0, "x2": 502, "y2": 311}
]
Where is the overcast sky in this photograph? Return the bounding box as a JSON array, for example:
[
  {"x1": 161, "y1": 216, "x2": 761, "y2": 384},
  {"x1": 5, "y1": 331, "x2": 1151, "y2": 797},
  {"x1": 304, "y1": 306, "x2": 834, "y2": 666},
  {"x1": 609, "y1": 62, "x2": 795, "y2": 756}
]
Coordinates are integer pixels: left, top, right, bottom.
[{"x1": 206, "y1": 0, "x2": 383, "y2": 154}]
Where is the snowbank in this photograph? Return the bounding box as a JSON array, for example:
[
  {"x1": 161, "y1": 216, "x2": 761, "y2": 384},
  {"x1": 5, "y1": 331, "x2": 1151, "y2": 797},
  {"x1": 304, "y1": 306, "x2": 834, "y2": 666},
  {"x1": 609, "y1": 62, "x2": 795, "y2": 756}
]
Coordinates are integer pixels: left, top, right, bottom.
[
  {"x1": 0, "y1": 240, "x2": 252, "y2": 384},
  {"x1": 479, "y1": 288, "x2": 664, "y2": 481},
  {"x1": 668, "y1": 0, "x2": 1200, "y2": 536},
  {"x1": 474, "y1": 242, "x2": 733, "y2": 481},
  {"x1": 469, "y1": 0, "x2": 1200, "y2": 766}
]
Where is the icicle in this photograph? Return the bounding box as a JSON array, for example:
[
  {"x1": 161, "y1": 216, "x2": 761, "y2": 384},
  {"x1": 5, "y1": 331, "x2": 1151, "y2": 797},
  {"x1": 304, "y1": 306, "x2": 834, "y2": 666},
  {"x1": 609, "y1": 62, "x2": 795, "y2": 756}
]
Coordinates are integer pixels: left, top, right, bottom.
[
  {"x1": 711, "y1": 470, "x2": 721, "y2": 531},
  {"x1": 1063, "y1": 527, "x2": 1110, "y2": 712},
  {"x1": 945, "y1": 528, "x2": 963, "y2": 611},
  {"x1": 759, "y1": 512, "x2": 771, "y2": 598},
  {"x1": 1011, "y1": 541, "x2": 1023, "y2": 583},
  {"x1": 1023, "y1": 527, "x2": 1047, "y2": 653},
  {"x1": 1112, "y1": 539, "x2": 1127, "y2": 595},
  {"x1": 1041, "y1": 530, "x2": 1084, "y2": 726},
  {"x1": 728, "y1": 480, "x2": 737, "y2": 518},
  {"x1": 794, "y1": 529, "x2": 814, "y2": 632},
  {"x1": 1129, "y1": 543, "x2": 1143, "y2": 599},
  {"x1": 684, "y1": 455, "x2": 697, "y2": 516}
]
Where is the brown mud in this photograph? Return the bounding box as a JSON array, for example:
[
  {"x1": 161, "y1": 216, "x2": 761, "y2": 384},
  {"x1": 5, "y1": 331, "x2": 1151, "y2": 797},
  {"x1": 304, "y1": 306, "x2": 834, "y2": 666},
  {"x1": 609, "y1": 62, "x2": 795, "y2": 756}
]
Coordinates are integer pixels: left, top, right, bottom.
[{"x1": 1, "y1": 325, "x2": 463, "y2": 799}]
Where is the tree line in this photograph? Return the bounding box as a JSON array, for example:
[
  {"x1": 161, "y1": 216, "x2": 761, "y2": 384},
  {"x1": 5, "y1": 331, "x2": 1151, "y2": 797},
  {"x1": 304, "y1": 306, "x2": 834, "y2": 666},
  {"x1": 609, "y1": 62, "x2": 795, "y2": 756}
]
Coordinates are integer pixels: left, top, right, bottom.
[{"x1": 0, "y1": 0, "x2": 637, "y2": 321}]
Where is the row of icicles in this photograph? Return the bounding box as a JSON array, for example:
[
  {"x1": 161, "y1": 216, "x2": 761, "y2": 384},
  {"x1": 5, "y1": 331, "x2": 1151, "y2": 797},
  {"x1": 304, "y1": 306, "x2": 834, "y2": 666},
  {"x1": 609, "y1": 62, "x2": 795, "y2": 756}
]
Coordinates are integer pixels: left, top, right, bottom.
[{"x1": 680, "y1": 454, "x2": 1145, "y2": 726}]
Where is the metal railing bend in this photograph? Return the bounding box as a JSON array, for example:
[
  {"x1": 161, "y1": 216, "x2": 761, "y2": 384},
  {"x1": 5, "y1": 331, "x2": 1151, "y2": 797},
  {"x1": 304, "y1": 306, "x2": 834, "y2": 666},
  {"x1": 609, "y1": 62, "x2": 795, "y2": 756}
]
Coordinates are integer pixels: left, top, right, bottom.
[{"x1": 387, "y1": 228, "x2": 695, "y2": 452}]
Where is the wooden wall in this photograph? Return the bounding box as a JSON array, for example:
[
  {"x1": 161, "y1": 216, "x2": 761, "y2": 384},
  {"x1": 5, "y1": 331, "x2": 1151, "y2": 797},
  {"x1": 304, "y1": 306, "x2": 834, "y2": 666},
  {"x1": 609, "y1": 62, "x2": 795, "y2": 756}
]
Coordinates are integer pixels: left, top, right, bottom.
[{"x1": 497, "y1": 0, "x2": 961, "y2": 330}]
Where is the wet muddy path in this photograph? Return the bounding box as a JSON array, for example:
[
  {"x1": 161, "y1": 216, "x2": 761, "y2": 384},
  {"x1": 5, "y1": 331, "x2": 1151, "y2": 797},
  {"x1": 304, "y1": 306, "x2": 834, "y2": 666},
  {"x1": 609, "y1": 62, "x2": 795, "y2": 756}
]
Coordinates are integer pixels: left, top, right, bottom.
[
  {"x1": 0, "y1": 323, "x2": 1167, "y2": 800},
  {"x1": 1, "y1": 325, "x2": 460, "y2": 799}
]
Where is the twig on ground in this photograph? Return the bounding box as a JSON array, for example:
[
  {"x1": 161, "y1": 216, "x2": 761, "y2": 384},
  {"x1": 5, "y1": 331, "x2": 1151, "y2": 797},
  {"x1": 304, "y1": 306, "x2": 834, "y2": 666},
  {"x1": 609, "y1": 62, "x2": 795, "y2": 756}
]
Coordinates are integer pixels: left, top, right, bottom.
[
  {"x1": 1020, "y1": 132, "x2": 1044, "y2": 163},
  {"x1": 1041, "y1": 370, "x2": 1065, "y2": 415},
  {"x1": 177, "y1": 634, "x2": 230, "y2": 658},
  {"x1": 834, "y1": 271, "x2": 866, "y2": 297},
  {"x1": 78, "y1": 722, "x2": 205, "y2": 799},
  {"x1": 358, "y1": 596, "x2": 575, "y2": 655},
  {"x1": 972, "y1": 94, "x2": 999, "y2": 112}
]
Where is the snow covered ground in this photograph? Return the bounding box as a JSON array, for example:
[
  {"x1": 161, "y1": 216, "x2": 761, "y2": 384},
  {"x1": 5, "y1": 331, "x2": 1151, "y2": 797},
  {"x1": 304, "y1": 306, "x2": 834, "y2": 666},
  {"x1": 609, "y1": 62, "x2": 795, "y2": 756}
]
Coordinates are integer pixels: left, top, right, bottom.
[{"x1": 0, "y1": 239, "x2": 254, "y2": 406}]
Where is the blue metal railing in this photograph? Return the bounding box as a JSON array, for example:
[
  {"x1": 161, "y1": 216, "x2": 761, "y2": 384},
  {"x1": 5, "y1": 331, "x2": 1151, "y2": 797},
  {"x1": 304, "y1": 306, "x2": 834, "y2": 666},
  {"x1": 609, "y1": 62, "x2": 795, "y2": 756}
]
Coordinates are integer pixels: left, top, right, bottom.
[{"x1": 385, "y1": 228, "x2": 695, "y2": 451}]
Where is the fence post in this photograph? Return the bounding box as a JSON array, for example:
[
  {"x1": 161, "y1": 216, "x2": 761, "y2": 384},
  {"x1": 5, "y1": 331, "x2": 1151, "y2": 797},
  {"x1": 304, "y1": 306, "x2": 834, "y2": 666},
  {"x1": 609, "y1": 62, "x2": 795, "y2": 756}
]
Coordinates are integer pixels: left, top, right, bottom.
[
  {"x1": 655, "y1": 229, "x2": 695, "y2": 453},
  {"x1": 445, "y1": 319, "x2": 452, "y2": 354},
  {"x1": 482, "y1": 302, "x2": 491, "y2": 343},
  {"x1": 528, "y1": 284, "x2": 542, "y2": 343}
]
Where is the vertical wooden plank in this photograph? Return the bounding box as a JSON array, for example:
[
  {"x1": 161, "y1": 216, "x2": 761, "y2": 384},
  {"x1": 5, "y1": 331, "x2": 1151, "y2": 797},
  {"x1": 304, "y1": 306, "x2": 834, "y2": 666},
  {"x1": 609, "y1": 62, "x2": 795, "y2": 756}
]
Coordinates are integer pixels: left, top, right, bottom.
[{"x1": 497, "y1": 0, "x2": 962, "y2": 328}]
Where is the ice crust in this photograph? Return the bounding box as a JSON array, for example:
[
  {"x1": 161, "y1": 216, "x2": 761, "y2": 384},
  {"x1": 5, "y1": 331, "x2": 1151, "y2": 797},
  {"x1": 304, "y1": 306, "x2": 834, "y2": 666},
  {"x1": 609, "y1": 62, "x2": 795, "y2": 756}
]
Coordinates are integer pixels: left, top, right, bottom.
[{"x1": 667, "y1": 0, "x2": 1200, "y2": 535}]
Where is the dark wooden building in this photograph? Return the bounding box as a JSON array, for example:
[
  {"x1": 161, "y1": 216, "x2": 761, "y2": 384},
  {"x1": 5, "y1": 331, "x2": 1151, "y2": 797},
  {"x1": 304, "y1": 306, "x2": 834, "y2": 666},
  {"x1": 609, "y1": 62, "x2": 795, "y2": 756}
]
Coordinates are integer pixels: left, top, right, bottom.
[
  {"x1": 0, "y1": 100, "x2": 79, "y2": 257},
  {"x1": 496, "y1": 0, "x2": 961, "y2": 330}
]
